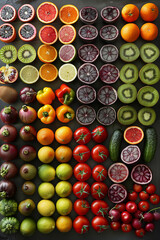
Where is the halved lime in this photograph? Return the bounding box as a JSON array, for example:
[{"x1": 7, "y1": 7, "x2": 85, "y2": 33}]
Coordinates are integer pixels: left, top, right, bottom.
[
  {"x1": 59, "y1": 63, "x2": 77, "y2": 82},
  {"x1": 20, "y1": 65, "x2": 39, "y2": 84},
  {"x1": 59, "y1": 44, "x2": 76, "y2": 63}
]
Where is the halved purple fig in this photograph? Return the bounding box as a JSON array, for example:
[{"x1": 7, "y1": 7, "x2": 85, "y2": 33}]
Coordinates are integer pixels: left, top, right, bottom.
[
  {"x1": 78, "y1": 63, "x2": 99, "y2": 84},
  {"x1": 100, "y1": 25, "x2": 119, "y2": 42},
  {"x1": 78, "y1": 25, "x2": 98, "y2": 42},
  {"x1": 97, "y1": 85, "x2": 117, "y2": 105},
  {"x1": 108, "y1": 184, "x2": 127, "y2": 203},
  {"x1": 97, "y1": 106, "x2": 116, "y2": 126},
  {"x1": 108, "y1": 162, "x2": 129, "y2": 183},
  {"x1": 76, "y1": 105, "x2": 96, "y2": 125},
  {"x1": 100, "y1": 45, "x2": 118, "y2": 63},
  {"x1": 101, "y1": 6, "x2": 120, "y2": 23},
  {"x1": 78, "y1": 44, "x2": 99, "y2": 63},
  {"x1": 99, "y1": 64, "x2": 119, "y2": 84},
  {"x1": 131, "y1": 164, "x2": 152, "y2": 185},
  {"x1": 80, "y1": 7, "x2": 98, "y2": 24},
  {"x1": 121, "y1": 145, "x2": 141, "y2": 165},
  {"x1": 76, "y1": 85, "x2": 96, "y2": 104}
]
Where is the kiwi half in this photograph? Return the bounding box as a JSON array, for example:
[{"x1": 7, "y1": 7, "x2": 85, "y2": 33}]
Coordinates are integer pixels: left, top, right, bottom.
[
  {"x1": 138, "y1": 107, "x2": 156, "y2": 126},
  {"x1": 120, "y1": 64, "x2": 138, "y2": 83},
  {"x1": 0, "y1": 45, "x2": 17, "y2": 64},
  {"x1": 137, "y1": 86, "x2": 159, "y2": 107},
  {"x1": 18, "y1": 44, "x2": 36, "y2": 63},
  {"x1": 120, "y1": 43, "x2": 140, "y2": 62},
  {"x1": 117, "y1": 105, "x2": 137, "y2": 125},
  {"x1": 140, "y1": 43, "x2": 160, "y2": 63},
  {"x1": 118, "y1": 83, "x2": 137, "y2": 104},
  {"x1": 139, "y1": 63, "x2": 160, "y2": 85}
]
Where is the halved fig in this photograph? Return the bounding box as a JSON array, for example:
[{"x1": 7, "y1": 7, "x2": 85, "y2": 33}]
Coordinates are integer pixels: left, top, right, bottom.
[
  {"x1": 121, "y1": 145, "x2": 141, "y2": 164},
  {"x1": 80, "y1": 7, "x2": 98, "y2": 24},
  {"x1": 97, "y1": 106, "x2": 116, "y2": 126},
  {"x1": 101, "y1": 6, "x2": 120, "y2": 23},
  {"x1": 108, "y1": 184, "x2": 127, "y2": 203},
  {"x1": 100, "y1": 45, "x2": 118, "y2": 63},
  {"x1": 78, "y1": 44, "x2": 99, "y2": 63},
  {"x1": 78, "y1": 63, "x2": 99, "y2": 84},
  {"x1": 108, "y1": 163, "x2": 129, "y2": 183},
  {"x1": 131, "y1": 164, "x2": 152, "y2": 185},
  {"x1": 100, "y1": 25, "x2": 119, "y2": 41},
  {"x1": 97, "y1": 86, "x2": 117, "y2": 105},
  {"x1": 0, "y1": 5, "x2": 17, "y2": 22},
  {"x1": 76, "y1": 105, "x2": 96, "y2": 125},
  {"x1": 76, "y1": 85, "x2": 96, "y2": 104},
  {"x1": 99, "y1": 64, "x2": 119, "y2": 84},
  {"x1": 0, "y1": 65, "x2": 18, "y2": 84},
  {"x1": 0, "y1": 23, "x2": 16, "y2": 43},
  {"x1": 78, "y1": 25, "x2": 98, "y2": 42}
]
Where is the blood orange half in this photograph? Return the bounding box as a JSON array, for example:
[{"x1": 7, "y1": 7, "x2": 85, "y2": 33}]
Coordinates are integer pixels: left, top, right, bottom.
[
  {"x1": 59, "y1": 4, "x2": 79, "y2": 24},
  {"x1": 124, "y1": 126, "x2": 144, "y2": 145},
  {"x1": 59, "y1": 25, "x2": 76, "y2": 44},
  {"x1": 108, "y1": 163, "x2": 129, "y2": 183},
  {"x1": 39, "y1": 25, "x2": 58, "y2": 45},
  {"x1": 37, "y1": 2, "x2": 58, "y2": 23}
]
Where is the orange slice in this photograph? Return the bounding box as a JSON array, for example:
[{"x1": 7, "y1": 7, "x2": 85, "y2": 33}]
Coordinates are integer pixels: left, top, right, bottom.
[
  {"x1": 38, "y1": 45, "x2": 57, "y2": 63},
  {"x1": 59, "y1": 4, "x2": 79, "y2": 24},
  {"x1": 124, "y1": 126, "x2": 144, "y2": 144},
  {"x1": 37, "y1": 2, "x2": 58, "y2": 23},
  {"x1": 59, "y1": 25, "x2": 76, "y2": 44},
  {"x1": 39, "y1": 64, "x2": 58, "y2": 82},
  {"x1": 39, "y1": 25, "x2": 58, "y2": 45}
]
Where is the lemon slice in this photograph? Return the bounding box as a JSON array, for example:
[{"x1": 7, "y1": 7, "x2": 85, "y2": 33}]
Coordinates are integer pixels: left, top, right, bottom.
[
  {"x1": 59, "y1": 63, "x2": 77, "y2": 82},
  {"x1": 20, "y1": 65, "x2": 39, "y2": 84}
]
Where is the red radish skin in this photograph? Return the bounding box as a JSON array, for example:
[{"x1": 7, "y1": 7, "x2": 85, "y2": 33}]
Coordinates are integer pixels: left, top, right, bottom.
[
  {"x1": 0, "y1": 144, "x2": 18, "y2": 162},
  {"x1": 132, "y1": 218, "x2": 142, "y2": 230},
  {"x1": 145, "y1": 223, "x2": 155, "y2": 232},
  {"x1": 0, "y1": 125, "x2": 17, "y2": 142},
  {"x1": 153, "y1": 212, "x2": 160, "y2": 221},
  {"x1": 143, "y1": 212, "x2": 154, "y2": 222},
  {"x1": 108, "y1": 209, "x2": 121, "y2": 221}
]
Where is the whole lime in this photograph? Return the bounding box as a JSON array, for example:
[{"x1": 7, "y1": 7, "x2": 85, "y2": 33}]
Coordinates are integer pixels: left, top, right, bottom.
[
  {"x1": 38, "y1": 182, "x2": 55, "y2": 199},
  {"x1": 56, "y1": 163, "x2": 73, "y2": 180},
  {"x1": 56, "y1": 198, "x2": 72, "y2": 215},
  {"x1": 37, "y1": 217, "x2": 55, "y2": 234},
  {"x1": 38, "y1": 164, "x2": 55, "y2": 181},
  {"x1": 20, "y1": 218, "x2": 36, "y2": 236},
  {"x1": 55, "y1": 181, "x2": 72, "y2": 197}
]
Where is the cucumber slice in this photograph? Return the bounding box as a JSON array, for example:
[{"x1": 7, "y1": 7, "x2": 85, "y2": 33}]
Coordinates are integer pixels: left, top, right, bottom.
[{"x1": 120, "y1": 64, "x2": 138, "y2": 83}]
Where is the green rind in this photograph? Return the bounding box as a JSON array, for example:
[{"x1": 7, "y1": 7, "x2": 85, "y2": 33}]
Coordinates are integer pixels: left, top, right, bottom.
[
  {"x1": 137, "y1": 86, "x2": 159, "y2": 107},
  {"x1": 143, "y1": 128, "x2": 157, "y2": 163},
  {"x1": 120, "y1": 43, "x2": 140, "y2": 62},
  {"x1": 138, "y1": 107, "x2": 156, "y2": 126},
  {"x1": 0, "y1": 45, "x2": 17, "y2": 64},
  {"x1": 118, "y1": 83, "x2": 137, "y2": 104},
  {"x1": 117, "y1": 106, "x2": 137, "y2": 125},
  {"x1": 120, "y1": 64, "x2": 139, "y2": 83},
  {"x1": 18, "y1": 44, "x2": 36, "y2": 64},
  {"x1": 139, "y1": 63, "x2": 160, "y2": 85},
  {"x1": 140, "y1": 43, "x2": 160, "y2": 63},
  {"x1": 109, "y1": 129, "x2": 123, "y2": 162}
]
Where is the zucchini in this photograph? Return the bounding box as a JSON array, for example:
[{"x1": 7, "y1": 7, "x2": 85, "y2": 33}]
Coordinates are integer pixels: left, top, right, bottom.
[
  {"x1": 143, "y1": 128, "x2": 157, "y2": 163},
  {"x1": 109, "y1": 129, "x2": 123, "y2": 161}
]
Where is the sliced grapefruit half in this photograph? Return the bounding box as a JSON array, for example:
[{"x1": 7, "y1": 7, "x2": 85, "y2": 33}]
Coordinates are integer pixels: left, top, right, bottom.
[
  {"x1": 124, "y1": 126, "x2": 144, "y2": 145},
  {"x1": 39, "y1": 25, "x2": 58, "y2": 45},
  {"x1": 37, "y1": 2, "x2": 58, "y2": 23},
  {"x1": 59, "y1": 25, "x2": 76, "y2": 44}
]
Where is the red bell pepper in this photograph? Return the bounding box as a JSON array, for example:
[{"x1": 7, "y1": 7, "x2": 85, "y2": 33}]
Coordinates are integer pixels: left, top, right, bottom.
[{"x1": 55, "y1": 84, "x2": 75, "y2": 105}]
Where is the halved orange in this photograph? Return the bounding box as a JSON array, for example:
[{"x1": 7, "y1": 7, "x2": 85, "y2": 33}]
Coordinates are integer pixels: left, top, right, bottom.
[
  {"x1": 59, "y1": 4, "x2": 79, "y2": 24},
  {"x1": 37, "y1": 2, "x2": 58, "y2": 23},
  {"x1": 39, "y1": 25, "x2": 58, "y2": 45},
  {"x1": 38, "y1": 45, "x2": 57, "y2": 63},
  {"x1": 124, "y1": 126, "x2": 144, "y2": 144},
  {"x1": 59, "y1": 25, "x2": 76, "y2": 44},
  {"x1": 39, "y1": 64, "x2": 58, "y2": 82}
]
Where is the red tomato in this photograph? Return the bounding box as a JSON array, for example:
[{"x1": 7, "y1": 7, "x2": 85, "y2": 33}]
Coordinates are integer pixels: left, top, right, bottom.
[
  {"x1": 92, "y1": 165, "x2": 107, "y2": 182},
  {"x1": 138, "y1": 201, "x2": 150, "y2": 212},
  {"x1": 92, "y1": 216, "x2": 109, "y2": 233},
  {"x1": 139, "y1": 191, "x2": 149, "y2": 200},
  {"x1": 74, "y1": 127, "x2": 91, "y2": 145},
  {"x1": 121, "y1": 211, "x2": 132, "y2": 223},
  {"x1": 73, "y1": 216, "x2": 89, "y2": 234},
  {"x1": 91, "y1": 182, "x2": 108, "y2": 200},
  {"x1": 91, "y1": 126, "x2": 108, "y2": 143},
  {"x1": 121, "y1": 223, "x2": 132, "y2": 233},
  {"x1": 128, "y1": 191, "x2": 138, "y2": 201},
  {"x1": 73, "y1": 145, "x2": 90, "y2": 163},
  {"x1": 91, "y1": 145, "x2": 109, "y2": 163},
  {"x1": 133, "y1": 184, "x2": 143, "y2": 193},
  {"x1": 125, "y1": 201, "x2": 137, "y2": 213},
  {"x1": 115, "y1": 203, "x2": 126, "y2": 212},
  {"x1": 135, "y1": 228, "x2": 145, "y2": 238},
  {"x1": 149, "y1": 194, "x2": 160, "y2": 205},
  {"x1": 74, "y1": 199, "x2": 90, "y2": 215},
  {"x1": 73, "y1": 181, "x2": 90, "y2": 199},
  {"x1": 91, "y1": 200, "x2": 109, "y2": 216},
  {"x1": 74, "y1": 163, "x2": 91, "y2": 181},
  {"x1": 146, "y1": 184, "x2": 156, "y2": 195},
  {"x1": 110, "y1": 221, "x2": 121, "y2": 231}
]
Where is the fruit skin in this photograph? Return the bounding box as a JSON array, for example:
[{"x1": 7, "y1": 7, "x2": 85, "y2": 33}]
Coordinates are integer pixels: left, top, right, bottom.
[
  {"x1": 121, "y1": 223, "x2": 132, "y2": 232},
  {"x1": 92, "y1": 165, "x2": 107, "y2": 182},
  {"x1": 140, "y1": 23, "x2": 158, "y2": 41},
  {"x1": 74, "y1": 127, "x2": 91, "y2": 145},
  {"x1": 135, "y1": 228, "x2": 145, "y2": 237},
  {"x1": 74, "y1": 199, "x2": 90, "y2": 216},
  {"x1": 92, "y1": 216, "x2": 109, "y2": 232},
  {"x1": 22, "y1": 181, "x2": 36, "y2": 195},
  {"x1": 74, "y1": 163, "x2": 91, "y2": 181},
  {"x1": 73, "y1": 145, "x2": 90, "y2": 163},
  {"x1": 37, "y1": 128, "x2": 54, "y2": 145},
  {"x1": 91, "y1": 200, "x2": 109, "y2": 217},
  {"x1": 0, "y1": 23, "x2": 16, "y2": 43},
  {"x1": 56, "y1": 105, "x2": 75, "y2": 123},
  {"x1": 38, "y1": 146, "x2": 54, "y2": 164},
  {"x1": 126, "y1": 201, "x2": 137, "y2": 213},
  {"x1": 73, "y1": 216, "x2": 89, "y2": 234},
  {"x1": 132, "y1": 218, "x2": 142, "y2": 230},
  {"x1": 18, "y1": 199, "x2": 35, "y2": 216},
  {"x1": 121, "y1": 211, "x2": 132, "y2": 223},
  {"x1": 121, "y1": 23, "x2": 140, "y2": 42},
  {"x1": 56, "y1": 163, "x2": 73, "y2": 180},
  {"x1": 37, "y1": 2, "x2": 58, "y2": 24},
  {"x1": 56, "y1": 198, "x2": 72, "y2": 215},
  {"x1": 133, "y1": 184, "x2": 142, "y2": 193},
  {"x1": 143, "y1": 128, "x2": 157, "y2": 163},
  {"x1": 139, "y1": 191, "x2": 149, "y2": 200},
  {"x1": 140, "y1": 3, "x2": 159, "y2": 22},
  {"x1": 55, "y1": 181, "x2": 72, "y2": 197},
  {"x1": 121, "y1": 4, "x2": 139, "y2": 22},
  {"x1": 36, "y1": 87, "x2": 55, "y2": 105},
  {"x1": 115, "y1": 203, "x2": 126, "y2": 212},
  {"x1": 55, "y1": 146, "x2": 72, "y2": 163},
  {"x1": 110, "y1": 221, "x2": 121, "y2": 231},
  {"x1": 38, "y1": 105, "x2": 56, "y2": 124},
  {"x1": 37, "y1": 200, "x2": 55, "y2": 217},
  {"x1": 19, "y1": 105, "x2": 37, "y2": 124},
  {"x1": 37, "y1": 217, "x2": 55, "y2": 234},
  {"x1": 91, "y1": 182, "x2": 108, "y2": 200},
  {"x1": 20, "y1": 218, "x2": 36, "y2": 237},
  {"x1": 109, "y1": 129, "x2": 123, "y2": 161}
]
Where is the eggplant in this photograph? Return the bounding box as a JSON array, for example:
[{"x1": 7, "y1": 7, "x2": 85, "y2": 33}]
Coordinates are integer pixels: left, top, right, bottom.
[
  {"x1": 0, "y1": 162, "x2": 18, "y2": 179},
  {"x1": 0, "y1": 180, "x2": 16, "y2": 198}
]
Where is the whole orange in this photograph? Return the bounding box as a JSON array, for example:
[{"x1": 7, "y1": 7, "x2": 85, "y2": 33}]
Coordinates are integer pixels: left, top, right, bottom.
[
  {"x1": 121, "y1": 23, "x2": 140, "y2": 42},
  {"x1": 140, "y1": 3, "x2": 159, "y2": 22},
  {"x1": 121, "y1": 4, "x2": 139, "y2": 22},
  {"x1": 140, "y1": 23, "x2": 158, "y2": 41},
  {"x1": 55, "y1": 126, "x2": 72, "y2": 144},
  {"x1": 55, "y1": 146, "x2": 72, "y2": 162},
  {"x1": 37, "y1": 128, "x2": 54, "y2": 145}
]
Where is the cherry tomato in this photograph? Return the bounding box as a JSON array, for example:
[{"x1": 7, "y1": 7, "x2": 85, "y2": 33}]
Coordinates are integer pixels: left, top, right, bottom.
[
  {"x1": 73, "y1": 182, "x2": 90, "y2": 199},
  {"x1": 73, "y1": 216, "x2": 89, "y2": 234},
  {"x1": 92, "y1": 165, "x2": 107, "y2": 182},
  {"x1": 91, "y1": 200, "x2": 109, "y2": 217},
  {"x1": 121, "y1": 223, "x2": 132, "y2": 233},
  {"x1": 73, "y1": 145, "x2": 90, "y2": 163},
  {"x1": 91, "y1": 126, "x2": 108, "y2": 143},
  {"x1": 139, "y1": 191, "x2": 149, "y2": 200},
  {"x1": 146, "y1": 184, "x2": 156, "y2": 195},
  {"x1": 110, "y1": 221, "x2": 121, "y2": 231},
  {"x1": 74, "y1": 127, "x2": 91, "y2": 145},
  {"x1": 121, "y1": 211, "x2": 132, "y2": 223},
  {"x1": 74, "y1": 199, "x2": 90, "y2": 215},
  {"x1": 92, "y1": 216, "x2": 109, "y2": 233},
  {"x1": 91, "y1": 145, "x2": 109, "y2": 163},
  {"x1": 91, "y1": 182, "x2": 108, "y2": 200},
  {"x1": 135, "y1": 228, "x2": 145, "y2": 238},
  {"x1": 74, "y1": 163, "x2": 91, "y2": 181},
  {"x1": 150, "y1": 194, "x2": 160, "y2": 205},
  {"x1": 138, "y1": 201, "x2": 150, "y2": 212},
  {"x1": 128, "y1": 191, "x2": 138, "y2": 201},
  {"x1": 126, "y1": 201, "x2": 137, "y2": 213},
  {"x1": 115, "y1": 203, "x2": 126, "y2": 212},
  {"x1": 133, "y1": 184, "x2": 143, "y2": 193}
]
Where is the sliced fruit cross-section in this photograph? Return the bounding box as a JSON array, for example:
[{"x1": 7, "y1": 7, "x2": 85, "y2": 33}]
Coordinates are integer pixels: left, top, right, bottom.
[
  {"x1": 76, "y1": 105, "x2": 96, "y2": 125},
  {"x1": 0, "y1": 45, "x2": 17, "y2": 64},
  {"x1": 78, "y1": 63, "x2": 99, "y2": 84},
  {"x1": 100, "y1": 45, "x2": 119, "y2": 63},
  {"x1": 59, "y1": 44, "x2": 76, "y2": 63},
  {"x1": 118, "y1": 83, "x2": 137, "y2": 104},
  {"x1": 139, "y1": 63, "x2": 160, "y2": 85},
  {"x1": 120, "y1": 43, "x2": 139, "y2": 62},
  {"x1": 39, "y1": 64, "x2": 58, "y2": 82},
  {"x1": 0, "y1": 5, "x2": 17, "y2": 22},
  {"x1": 59, "y1": 63, "x2": 77, "y2": 82},
  {"x1": 108, "y1": 184, "x2": 127, "y2": 203},
  {"x1": 137, "y1": 86, "x2": 159, "y2": 107},
  {"x1": 38, "y1": 45, "x2": 57, "y2": 63},
  {"x1": 99, "y1": 64, "x2": 119, "y2": 84},
  {"x1": 124, "y1": 126, "x2": 144, "y2": 145},
  {"x1": 0, "y1": 65, "x2": 18, "y2": 84},
  {"x1": 80, "y1": 7, "x2": 98, "y2": 24},
  {"x1": 131, "y1": 164, "x2": 152, "y2": 185},
  {"x1": 78, "y1": 25, "x2": 98, "y2": 41},
  {"x1": 108, "y1": 163, "x2": 129, "y2": 183},
  {"x1": 117, "y1": 106, "x2": 137, "y2": 125},
  {"x1": 100, "y1": 25, "x2": 119, "y2": 41},
  {"x1": 121, "y1": 145, "x2": 141, "y2": 164},
  {"x1": 0, "y1": 23, "x2": 16, "y2": 43},
  {"x1": 138, "y1": 108, "x2": 156, "y2": 126},
  {"x1": 59, "y1": 4, "x2": 79, "y2": 24},
  {"x1": 18, "y1": 23, "x2": 37, "y2": 42},
  {"x1": 120, "y1": 64, "x2": 138, "y2": 84},
  {"x1": 59, "y1": 25, "x2": 76, "y2": 44},
  {"x1": 97, "y1": 106, "x2": 116, "y2": 126},
  {"x1": 20, "y1": 65, "x2": 39, "y2": 84},
  {"x1": 39, "y1": 25, "x2": 58, "y2": 45},
  {"x1": 18, "y1": 44, "x2": 36, "y2": 64},
  {"x1": 98, "y1": 85, "x2": 117, "y2": 105},
  {"x1": 78, "y1": 44, "x2": 99, "y2": 63},
  {"x1": 101, "y1": 6, "x2": 120, "y2": 23},
  {"x1": 76, "y1": 85, "x2": 96, "y2": 104},
  {"x1": 140, "y1": 43, "x2": 160, "y2": 63},
  {"x1": 18, "y1": 4, "x2": 35, "y2": 22},
  {"x1": 37, "y1": 2, "x2": 58, "y2": 23}
]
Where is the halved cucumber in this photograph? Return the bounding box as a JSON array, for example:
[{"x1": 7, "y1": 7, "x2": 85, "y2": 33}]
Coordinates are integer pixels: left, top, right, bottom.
[
  {"x1": 118, "y1": 83, "x2": 137, "y2": 104},
  {"x1": 140, "y1": 43, "x2": 160, "y2": 63},
  {"x1": 137, "y1": 86, "x2": 159, "y2": 107},
  {"x1": 120, "y1": 43, "x2": 139, "y2": 62},
  {"x1": 139, "y1": 63, "x2": 160, "y2": 85},
  {"x1": 117, "y1": 106, "x2": 137, "y2": 125},
  {"x1": 138, "y1": 107, "x2": 156, "y2": 126},
  {"x1": 120, "y1": 64, "x2": 138, "y2": 83}
]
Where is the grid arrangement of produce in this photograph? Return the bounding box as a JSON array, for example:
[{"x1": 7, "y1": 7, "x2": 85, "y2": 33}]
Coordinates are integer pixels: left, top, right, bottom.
[{"x1": 0, "y1": 1, "x2": 160, "y2": 238}]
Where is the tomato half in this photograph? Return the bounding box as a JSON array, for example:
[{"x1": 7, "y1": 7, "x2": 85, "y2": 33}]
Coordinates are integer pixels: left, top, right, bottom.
[
  {"x1": 74, "y1": 163, "x2": 91, "y2": 181},
  {"x1": 91, "y1": 125, "x2": 108, "y2": 143},
  {"x1": 73, "y1": 216, "x2": 90, "y2": 234},
  {"x1": 74, "y1": 127, "x2": 91, "y2": 145},
  {"x1": 73, "y1": 145, "x2": 90, "y2": 163},
  {"x1": 91, "y1": 182, "x2": 108, "y2": 200},
  {"x1": 74, "y1": 199, "x2": 90, "y2": 215},
  {"x1": 91, "y1": 145, "x2": 109, "y2": 163},
  {"x1": 92, "y1": 165, "x2": 107, "y2": 182},
  {"x1": 73, "y1": 181, "x2": 90, "y2": 199}
]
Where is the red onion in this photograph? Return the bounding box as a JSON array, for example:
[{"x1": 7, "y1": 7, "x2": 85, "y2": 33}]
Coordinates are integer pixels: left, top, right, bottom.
[
  {"x1": 19, "y1": 105, "x2": 37, "y2": 124},
  {"x1": 0, "y1": 106, "x2": 18, "y2": 124},
  {"x1": 20, "y1": 87, "x2": 36, "y2": 104},
  {"x1": 0, "y1": 125, "x2": 17, "y2": 142},
  {"x1": 19, "y1": 125, "x2": 36, "y2": 141},
  {"x1": 0, "y1": 180, "x2": 16, "y2": 198}
]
